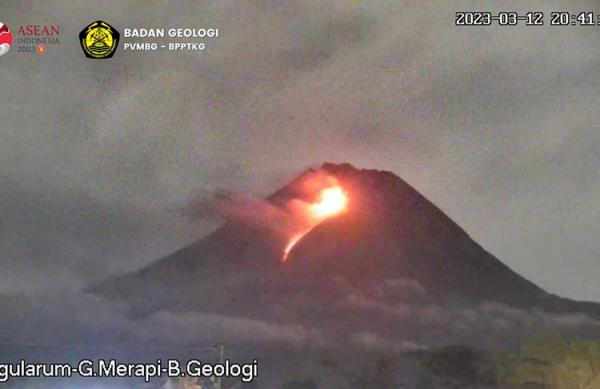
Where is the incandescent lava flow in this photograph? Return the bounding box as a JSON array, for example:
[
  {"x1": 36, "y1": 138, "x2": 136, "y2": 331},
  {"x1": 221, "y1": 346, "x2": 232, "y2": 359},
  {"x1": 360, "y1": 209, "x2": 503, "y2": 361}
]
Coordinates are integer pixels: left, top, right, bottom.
[{"x1": 283, "y1": 186, "x2": 348, "y2": 261}]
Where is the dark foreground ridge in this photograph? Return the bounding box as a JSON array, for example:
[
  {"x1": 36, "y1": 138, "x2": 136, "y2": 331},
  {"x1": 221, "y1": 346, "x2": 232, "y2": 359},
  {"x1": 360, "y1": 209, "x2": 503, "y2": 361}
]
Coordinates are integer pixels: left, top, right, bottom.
[{"x1": 95, "y1": 163, "x2": 600, "y2": 320}]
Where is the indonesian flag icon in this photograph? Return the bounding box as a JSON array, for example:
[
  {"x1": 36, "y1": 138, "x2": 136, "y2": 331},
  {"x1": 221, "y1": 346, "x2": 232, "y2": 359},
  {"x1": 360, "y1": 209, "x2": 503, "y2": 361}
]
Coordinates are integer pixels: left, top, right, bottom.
[{"x1": 0, "y1": 23, "x2": 12, "y2": 56}]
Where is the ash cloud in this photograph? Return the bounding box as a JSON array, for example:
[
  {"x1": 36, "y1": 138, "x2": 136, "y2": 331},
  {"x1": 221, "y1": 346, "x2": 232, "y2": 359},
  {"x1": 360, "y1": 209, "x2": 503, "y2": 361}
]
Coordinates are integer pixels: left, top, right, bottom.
[
  {"x1": 194, "y1": 191, "x2": 293, "y2": 234},
  {"x1": 194, "y1": 169, "x2": 342, "y2": 243}
]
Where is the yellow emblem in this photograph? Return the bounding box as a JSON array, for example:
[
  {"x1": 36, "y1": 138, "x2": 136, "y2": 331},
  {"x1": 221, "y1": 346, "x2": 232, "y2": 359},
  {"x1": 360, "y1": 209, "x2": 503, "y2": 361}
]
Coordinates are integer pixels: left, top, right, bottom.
[{"x1": 79, "y1": 20, "x2": 119, "y2": 59}]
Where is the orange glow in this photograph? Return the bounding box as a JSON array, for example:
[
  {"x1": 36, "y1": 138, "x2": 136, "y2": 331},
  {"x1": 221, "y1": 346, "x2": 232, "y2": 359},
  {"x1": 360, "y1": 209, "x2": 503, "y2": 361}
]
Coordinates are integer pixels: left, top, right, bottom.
[
  {"x1": 283, "y1": 233, "x2": 303, "y2": 260},
  {"x1": 283, "y1": 185, "x2": 348, "y2": 261},
  {"x1": 309, "y1": 187, "x2": 348, "y2": 219}
]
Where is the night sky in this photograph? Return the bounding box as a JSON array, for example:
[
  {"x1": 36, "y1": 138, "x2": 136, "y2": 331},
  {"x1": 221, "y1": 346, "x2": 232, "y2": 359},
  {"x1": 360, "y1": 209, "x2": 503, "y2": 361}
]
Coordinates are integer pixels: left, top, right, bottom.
[{"x1": 1, "y1": 0, "x2": 599, "y2": 302}]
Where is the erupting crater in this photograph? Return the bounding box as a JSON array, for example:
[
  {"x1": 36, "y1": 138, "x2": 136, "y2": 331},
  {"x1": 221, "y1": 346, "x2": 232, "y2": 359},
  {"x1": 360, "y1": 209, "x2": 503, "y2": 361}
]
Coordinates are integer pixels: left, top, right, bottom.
[{"x1": 283, "y1": 185, "x2": 348, "y2": 261}]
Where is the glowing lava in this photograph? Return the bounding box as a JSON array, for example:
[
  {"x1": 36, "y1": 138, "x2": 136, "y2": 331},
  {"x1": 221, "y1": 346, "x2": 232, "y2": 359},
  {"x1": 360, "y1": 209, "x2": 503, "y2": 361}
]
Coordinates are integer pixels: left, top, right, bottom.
[
  {"x1": 283, "y1": 186, "x2": 348, "y2": 260},
  {"x1": 283, "y1": 233, "x2": 304, "y2": 260},
  {"x1": 309, "y1": 187, "x2": 348, "y2": 218}
]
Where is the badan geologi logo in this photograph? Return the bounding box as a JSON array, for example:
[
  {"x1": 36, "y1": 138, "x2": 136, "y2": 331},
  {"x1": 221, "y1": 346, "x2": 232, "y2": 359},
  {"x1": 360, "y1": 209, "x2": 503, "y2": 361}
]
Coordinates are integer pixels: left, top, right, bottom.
[
  {"x1": 79, "y1": 20, "x2": 119, "y2": 58},
  {"x1": 0, "y1": 22, "x2": 12, "y2": 56}
]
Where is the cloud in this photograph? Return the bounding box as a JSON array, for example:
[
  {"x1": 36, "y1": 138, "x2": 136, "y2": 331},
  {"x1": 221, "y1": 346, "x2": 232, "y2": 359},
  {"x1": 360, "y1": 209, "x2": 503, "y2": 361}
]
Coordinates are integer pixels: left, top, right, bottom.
[
  {"x1": 344, "y1": 284, "x2": 600, "y2": 349},
  {"x1": 350, "y1": 332, "x2": 426, "y2": 353},
  {"x1": 193, "y1": 169, "x2": 342, "y2": 245},
  {"x1": 194, "y1": 191, "x2": 292, "y2": 233},
  {"x1": 0, "y1": 291, "x2": 323, "y2": 351},
  {"x1": 1, "y1": 0, "x2": 600, "y2": 304},
  {"x1": 3, "y1": 283, "x2": 598, "y2": 364},
  {"x1": 141, "y1": 311, "x2": 323, "y2": 346}
]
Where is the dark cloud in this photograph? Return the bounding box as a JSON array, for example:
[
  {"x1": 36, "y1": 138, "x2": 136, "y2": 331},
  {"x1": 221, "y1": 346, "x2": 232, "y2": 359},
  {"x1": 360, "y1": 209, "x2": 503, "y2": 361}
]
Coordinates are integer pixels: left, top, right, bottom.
[
  {"x1": 142, "y1": 311, "x2": 323, "y2": 346},
  {"x1": 1, "y1": 279, "x2": 598, "y2": 363},
  {"x1": 0, "y1": 0, "x2": 599, "y2": 304},
  {"x1": 0, "y1": 291, "x2": 323, "y2": 349},
  {"x1": 344, "y1": 279, "x2": 600, "y2": 350}
]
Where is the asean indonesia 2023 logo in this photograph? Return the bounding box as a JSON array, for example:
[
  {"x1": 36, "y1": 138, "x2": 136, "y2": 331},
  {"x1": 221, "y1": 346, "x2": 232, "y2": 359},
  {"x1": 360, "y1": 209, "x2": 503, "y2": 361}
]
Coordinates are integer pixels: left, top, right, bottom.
[
  {"x1": 79, "y1": 20, "x2": 119, "y2": 59},
  {"x1": 0, "y1": 22, "x2": 12, "y2": 56}
]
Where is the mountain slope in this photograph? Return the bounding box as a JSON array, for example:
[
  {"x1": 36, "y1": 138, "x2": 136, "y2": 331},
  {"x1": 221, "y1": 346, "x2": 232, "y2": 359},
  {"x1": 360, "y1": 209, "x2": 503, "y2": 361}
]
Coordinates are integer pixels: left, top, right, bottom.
[{"x1": 95, "y1": 163, "x2": 600, "y2": 321}]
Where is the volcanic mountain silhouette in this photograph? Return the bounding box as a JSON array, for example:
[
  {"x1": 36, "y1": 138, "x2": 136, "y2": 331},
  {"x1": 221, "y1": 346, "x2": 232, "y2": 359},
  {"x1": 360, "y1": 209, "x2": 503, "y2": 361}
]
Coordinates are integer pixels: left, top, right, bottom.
[{"x1": 96, "y1": 163, "x2": 600, "y2": 322}]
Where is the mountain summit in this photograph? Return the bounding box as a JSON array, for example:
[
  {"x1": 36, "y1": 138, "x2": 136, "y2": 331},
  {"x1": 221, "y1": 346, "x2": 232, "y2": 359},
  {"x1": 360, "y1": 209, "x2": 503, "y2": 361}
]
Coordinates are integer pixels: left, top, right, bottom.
[{"x1": 96, "y1": 163, "x2": 600, "y2": 321}]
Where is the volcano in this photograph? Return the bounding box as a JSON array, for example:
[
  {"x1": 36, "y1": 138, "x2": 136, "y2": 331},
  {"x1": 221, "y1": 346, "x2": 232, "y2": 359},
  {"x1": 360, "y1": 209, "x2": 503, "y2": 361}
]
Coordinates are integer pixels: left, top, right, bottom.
[{"x1": 96, "y1": 163, "x2": 600, "y2": 338}]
